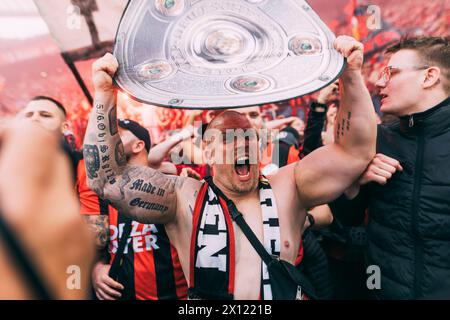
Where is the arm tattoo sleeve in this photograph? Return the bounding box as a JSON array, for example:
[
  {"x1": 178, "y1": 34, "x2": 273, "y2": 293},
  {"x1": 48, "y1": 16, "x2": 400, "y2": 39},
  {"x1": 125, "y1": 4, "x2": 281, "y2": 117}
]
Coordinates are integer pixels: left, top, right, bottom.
[
  {"x1": 83, "y1": 92, "x2": 184, "y2": 224},
  {"x1": 84, "y1": 144, "x2": 100, "y2": 180},
  {"x1": 102, "y1": 165, "x2": 185, "y2": 224},
  {"x1": 83, "y1": 215, "x2": 109, "y2": 250},
  {"x1": 83, "y1": 93, "x2": 125, "y2": 195}
]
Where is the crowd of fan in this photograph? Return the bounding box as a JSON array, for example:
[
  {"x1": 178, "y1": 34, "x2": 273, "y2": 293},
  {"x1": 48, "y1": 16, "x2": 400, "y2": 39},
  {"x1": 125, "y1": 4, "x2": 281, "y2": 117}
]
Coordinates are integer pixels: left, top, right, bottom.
[
  {"x1": 1, "y1": 33, "x2": 450, "y2": 300},
  {"x1": 0, "y1": 0, "x2": 450, "y2": 299}
]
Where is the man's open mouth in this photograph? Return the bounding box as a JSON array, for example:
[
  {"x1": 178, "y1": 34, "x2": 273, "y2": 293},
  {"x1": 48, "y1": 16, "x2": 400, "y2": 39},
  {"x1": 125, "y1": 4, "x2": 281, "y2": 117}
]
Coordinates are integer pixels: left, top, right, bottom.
[{"x1": 234, "y1": 156, "x2": 250, "y2": 177}]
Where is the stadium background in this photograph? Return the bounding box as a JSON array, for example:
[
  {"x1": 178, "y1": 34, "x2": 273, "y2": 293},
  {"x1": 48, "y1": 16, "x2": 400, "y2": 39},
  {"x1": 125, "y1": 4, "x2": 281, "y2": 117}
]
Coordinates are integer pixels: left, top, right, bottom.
[{"x1": 0, "y1": 0, "x2": 448, "y2": 147}]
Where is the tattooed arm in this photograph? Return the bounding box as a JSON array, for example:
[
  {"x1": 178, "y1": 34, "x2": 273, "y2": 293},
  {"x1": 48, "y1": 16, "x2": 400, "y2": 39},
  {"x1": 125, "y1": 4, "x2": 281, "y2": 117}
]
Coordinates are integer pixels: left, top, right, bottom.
[
  {"x1": 291, "y1": 36, "x2": 377, "y2": 209},
  {"x1": 83, "y1": 216, "x2": 109, "y2": 249},
  {"x1": 76, "y1": 160, "x2": 110, "y2": 253},
  {"x1": 82, "y1": 215, "x2": 110, "y2": 265},
  {"x1": 83, "y1": 53, "x2": 183, "y2": 225}
]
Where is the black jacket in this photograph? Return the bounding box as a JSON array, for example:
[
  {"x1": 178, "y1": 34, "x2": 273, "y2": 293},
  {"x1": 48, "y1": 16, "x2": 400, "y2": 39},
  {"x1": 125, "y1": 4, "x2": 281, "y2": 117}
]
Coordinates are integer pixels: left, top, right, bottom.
[
  {"x1": 364, "y1": 96, "x2": 450, "y2": 299},
  {"x1": 300, "y1": 102, "x2": 327, "y2": 159}
]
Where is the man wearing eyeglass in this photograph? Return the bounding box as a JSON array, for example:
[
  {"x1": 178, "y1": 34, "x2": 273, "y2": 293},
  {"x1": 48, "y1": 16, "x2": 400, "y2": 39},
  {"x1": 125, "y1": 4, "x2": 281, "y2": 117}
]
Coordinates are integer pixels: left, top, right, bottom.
[{"x1": 344, "y1": 37, "x2": 450, "y2": 299}]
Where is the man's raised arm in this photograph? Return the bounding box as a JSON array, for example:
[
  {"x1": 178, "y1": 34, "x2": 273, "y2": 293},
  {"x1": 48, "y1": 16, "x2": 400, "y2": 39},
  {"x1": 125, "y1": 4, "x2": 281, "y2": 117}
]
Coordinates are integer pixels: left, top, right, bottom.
[
  {"x1": 83, "y1": 53, "x2": 183, "y2": 225},
  {"x1": 294, "y1": 36, "x2": 377, "y2": 208}
]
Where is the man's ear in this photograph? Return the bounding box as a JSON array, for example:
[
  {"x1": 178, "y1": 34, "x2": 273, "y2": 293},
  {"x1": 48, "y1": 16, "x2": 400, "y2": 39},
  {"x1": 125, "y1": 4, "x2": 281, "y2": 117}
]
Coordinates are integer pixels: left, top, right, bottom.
[
  {"x1": 423, "y1": 67, "x2": 441, "y2": 89},
  {"x1": 132, "y1": 140, "x2": 145, "y2": 154},
  {"x1": 61, "y1": 121, "x2": 70, "y2": 133}
]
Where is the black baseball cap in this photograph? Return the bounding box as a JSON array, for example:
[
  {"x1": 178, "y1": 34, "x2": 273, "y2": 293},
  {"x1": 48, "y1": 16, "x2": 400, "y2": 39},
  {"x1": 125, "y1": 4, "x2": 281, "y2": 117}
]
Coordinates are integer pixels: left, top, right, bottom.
[
  {"x1": 276, "y1": 126, "x2": 300, "y2": 148},
  {"x1": 118, "y1": 119, "x2": 151, "y2": 153}
]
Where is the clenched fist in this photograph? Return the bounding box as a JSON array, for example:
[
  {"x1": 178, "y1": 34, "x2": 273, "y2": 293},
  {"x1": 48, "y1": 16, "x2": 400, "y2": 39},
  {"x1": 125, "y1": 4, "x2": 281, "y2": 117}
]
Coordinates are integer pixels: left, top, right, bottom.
[
  {"x1": 92, "y1": 53, "x2": 119, "y2": 94},
  {"x1": 334, "y1": 36, "x2": 364, "y2": 71},
  {"x1": 345, "y1": 153, "x2": 403, "y2": 199},
  {"x1": 359, "y1": 153, "x2": 403, "y2": 186}
]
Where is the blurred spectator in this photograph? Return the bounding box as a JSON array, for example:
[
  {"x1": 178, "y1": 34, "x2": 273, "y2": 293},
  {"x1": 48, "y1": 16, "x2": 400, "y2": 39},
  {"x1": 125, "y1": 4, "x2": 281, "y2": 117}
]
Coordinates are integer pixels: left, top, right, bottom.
[
  {"x1": 18, "y1": 96, "x2": 70, "y2": 134},
  {"x1": 16, "y1": 96, "x2": 81, "y2": 181},
  {"x1": 0, "y1": 120, "x2": 94, "y2": 299},
  {"x1": 149, "y1": 125, "x2": 210, "y2": 178}
]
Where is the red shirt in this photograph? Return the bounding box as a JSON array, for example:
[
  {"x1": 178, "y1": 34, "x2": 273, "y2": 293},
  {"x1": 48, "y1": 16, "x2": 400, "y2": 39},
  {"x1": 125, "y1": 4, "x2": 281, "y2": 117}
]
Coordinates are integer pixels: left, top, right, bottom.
[{"x1": 77, "y1": 160, "x2": 187, "y2": 300}]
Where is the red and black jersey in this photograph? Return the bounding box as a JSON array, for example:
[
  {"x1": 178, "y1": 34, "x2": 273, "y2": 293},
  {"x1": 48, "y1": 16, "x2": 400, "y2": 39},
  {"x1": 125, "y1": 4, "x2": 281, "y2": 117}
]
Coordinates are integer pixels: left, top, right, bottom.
[{"x1": 77, "y1": 160, "x2": 187, "y2": 300}]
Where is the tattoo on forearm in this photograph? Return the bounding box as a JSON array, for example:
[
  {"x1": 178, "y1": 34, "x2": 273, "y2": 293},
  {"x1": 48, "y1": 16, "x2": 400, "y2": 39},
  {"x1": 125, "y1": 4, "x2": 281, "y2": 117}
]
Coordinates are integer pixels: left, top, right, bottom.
[
  {"x1": 84, "y1": 93, "x2": 185, "y2": 223},
  {"x1": 109, "y1": 107, "x2": 118, "y2": 136},
  {"x1": 84, "y1": 215, "x2": 109, "y2": 249},
  {"x1": 115, "y1": 141, "x2": 127, "y2": 167},
  {"x1": 100, "y1": 145, "x2": 109, "y2": 153},
  {"x1": 100, "y1": 154, "x2": 116, "y2": 185},
  {"x1": 96, "y1": 106, "x2": 107, "y2": 134},
  {"x1": 84, "y1": 144, "x2": 100, "y2": 179}
]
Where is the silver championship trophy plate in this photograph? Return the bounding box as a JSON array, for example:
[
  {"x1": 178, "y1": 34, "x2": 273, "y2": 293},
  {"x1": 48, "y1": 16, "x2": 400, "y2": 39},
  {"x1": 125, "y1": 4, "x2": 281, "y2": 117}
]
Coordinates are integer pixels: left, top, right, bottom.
[{"x1": 113, "y1": 0, "x2": 345, "y2": 109}]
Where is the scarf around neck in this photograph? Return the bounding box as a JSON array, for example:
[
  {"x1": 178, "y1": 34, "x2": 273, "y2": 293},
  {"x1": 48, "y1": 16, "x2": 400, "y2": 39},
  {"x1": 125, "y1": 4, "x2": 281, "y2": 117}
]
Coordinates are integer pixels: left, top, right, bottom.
[{"x1": 189, "y1": 176, "x2": 281, "y2": 300}]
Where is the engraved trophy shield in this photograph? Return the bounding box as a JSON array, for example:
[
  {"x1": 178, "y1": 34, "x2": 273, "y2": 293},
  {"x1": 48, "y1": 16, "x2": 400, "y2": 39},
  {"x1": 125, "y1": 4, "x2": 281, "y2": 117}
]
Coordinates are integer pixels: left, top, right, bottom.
[{"x1": 113, "y1": 0, "x2": 345, "y2": 109}]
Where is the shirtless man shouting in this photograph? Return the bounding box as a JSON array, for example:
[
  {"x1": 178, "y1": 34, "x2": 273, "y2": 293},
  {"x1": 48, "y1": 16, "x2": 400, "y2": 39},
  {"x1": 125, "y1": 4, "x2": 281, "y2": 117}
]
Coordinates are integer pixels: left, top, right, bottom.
[{"x1": 84, "y1": 36, "x2": 377, "y2": 300}]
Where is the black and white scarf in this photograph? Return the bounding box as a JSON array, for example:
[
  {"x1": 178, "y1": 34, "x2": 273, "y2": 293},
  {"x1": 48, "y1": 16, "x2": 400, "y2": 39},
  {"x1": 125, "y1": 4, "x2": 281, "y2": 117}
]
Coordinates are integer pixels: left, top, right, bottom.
[{"x1": 189, "y1": 176, "x2": 280, "y2": 300}]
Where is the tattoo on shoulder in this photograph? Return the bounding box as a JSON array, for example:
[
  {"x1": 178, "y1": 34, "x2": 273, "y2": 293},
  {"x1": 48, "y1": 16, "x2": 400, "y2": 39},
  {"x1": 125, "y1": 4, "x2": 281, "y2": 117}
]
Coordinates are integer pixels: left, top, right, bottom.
[
  {"x1": 83, "y1": 144, "x2": 100, "y2": 179},
  {"x1": 119, "y1": 168, "x2": 132, "y2": 200}
]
